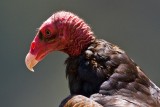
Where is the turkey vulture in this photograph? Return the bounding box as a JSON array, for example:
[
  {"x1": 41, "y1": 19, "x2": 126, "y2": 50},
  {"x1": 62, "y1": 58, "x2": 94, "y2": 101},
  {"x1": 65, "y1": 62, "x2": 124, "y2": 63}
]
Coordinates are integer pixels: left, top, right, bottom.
[{"x1": 25, "y1": 11, "x2": 160, "y2": 107}]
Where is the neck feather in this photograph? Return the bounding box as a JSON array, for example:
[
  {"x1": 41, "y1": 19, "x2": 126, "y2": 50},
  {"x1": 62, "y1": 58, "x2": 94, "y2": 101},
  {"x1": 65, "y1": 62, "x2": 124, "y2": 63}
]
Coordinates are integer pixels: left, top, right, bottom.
[{"x1": 53, "y1": 11, "x2": 95, "y2": 56}]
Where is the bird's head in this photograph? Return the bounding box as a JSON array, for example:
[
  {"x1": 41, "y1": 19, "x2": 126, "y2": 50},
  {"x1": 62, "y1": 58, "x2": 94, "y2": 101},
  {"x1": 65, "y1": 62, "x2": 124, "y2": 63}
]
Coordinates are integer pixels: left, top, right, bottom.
[{"x1": 25, "y1": 11, "x2": 95, "y2": 72}]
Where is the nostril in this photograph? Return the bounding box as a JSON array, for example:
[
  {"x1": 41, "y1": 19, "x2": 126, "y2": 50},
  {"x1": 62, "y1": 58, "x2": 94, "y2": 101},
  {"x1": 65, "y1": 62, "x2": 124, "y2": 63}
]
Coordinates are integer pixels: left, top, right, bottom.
[{"x1": 31, "y1": 42, "x2": 36, "y2": 50}]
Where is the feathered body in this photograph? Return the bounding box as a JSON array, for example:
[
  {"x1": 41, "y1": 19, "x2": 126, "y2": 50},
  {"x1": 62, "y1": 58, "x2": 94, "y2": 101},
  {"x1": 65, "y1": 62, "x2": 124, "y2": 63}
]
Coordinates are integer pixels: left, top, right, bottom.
[
  {"x1": 25, "y1": 11, "x2": 160, "y2": 107},
  {"x1": 64, "y1": 39, "x2": 160, "y2": 107}
]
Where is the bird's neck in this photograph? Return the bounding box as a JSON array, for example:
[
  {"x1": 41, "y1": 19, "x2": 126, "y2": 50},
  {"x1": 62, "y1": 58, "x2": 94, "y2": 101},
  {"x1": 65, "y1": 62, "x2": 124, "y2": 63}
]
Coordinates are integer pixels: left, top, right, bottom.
[
  {"x1": 64, "y1": 28, "x2": 95, "y2": 56},
  {"x1": 54, "y1": 11, "x2": 95, "y2": 56}
]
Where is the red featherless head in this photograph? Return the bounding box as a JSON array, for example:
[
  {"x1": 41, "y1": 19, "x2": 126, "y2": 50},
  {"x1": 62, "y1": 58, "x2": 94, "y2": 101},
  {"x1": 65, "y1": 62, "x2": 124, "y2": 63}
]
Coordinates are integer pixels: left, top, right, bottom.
[{"x1": 25, "y1": 11, "x2": 95, "y2": 71}]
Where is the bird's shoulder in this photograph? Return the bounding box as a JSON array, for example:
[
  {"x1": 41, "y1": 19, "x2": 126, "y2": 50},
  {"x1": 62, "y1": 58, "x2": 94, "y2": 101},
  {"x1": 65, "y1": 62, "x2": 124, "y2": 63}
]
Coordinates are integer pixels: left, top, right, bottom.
[
  {"x1": 65, "y1": 39, "x2": 126, "y2": 77},
  {"x1": 64, "y1": 39, "x2": 160, "y2": 106},
  {"x1": 65, "y1": 39, "x2": 138, "y2": 96}
]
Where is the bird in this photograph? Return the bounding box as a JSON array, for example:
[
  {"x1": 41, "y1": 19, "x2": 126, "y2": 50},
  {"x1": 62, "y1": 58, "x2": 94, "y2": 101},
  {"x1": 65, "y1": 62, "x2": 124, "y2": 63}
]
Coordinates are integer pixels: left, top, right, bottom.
[{"x1": 25, "y1": 11, "x2": 160, "y2": 107}]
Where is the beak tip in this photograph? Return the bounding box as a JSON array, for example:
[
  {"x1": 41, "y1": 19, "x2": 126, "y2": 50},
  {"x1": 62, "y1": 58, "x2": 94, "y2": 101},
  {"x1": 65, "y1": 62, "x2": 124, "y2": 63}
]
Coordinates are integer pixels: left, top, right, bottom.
[
  {"x1": 31, "y1": 69, "x2": 34, "y2": 72},
  {"x1": 29, "y1": 68, "x2": 35, "y2": 72}
]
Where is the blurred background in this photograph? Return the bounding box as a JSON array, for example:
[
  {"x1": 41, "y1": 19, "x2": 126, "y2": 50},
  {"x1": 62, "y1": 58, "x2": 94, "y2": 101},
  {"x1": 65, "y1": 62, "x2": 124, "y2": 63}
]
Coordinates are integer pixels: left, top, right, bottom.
[{"x1": 0, "y1": 0, "x2": 160, "y2": 107}]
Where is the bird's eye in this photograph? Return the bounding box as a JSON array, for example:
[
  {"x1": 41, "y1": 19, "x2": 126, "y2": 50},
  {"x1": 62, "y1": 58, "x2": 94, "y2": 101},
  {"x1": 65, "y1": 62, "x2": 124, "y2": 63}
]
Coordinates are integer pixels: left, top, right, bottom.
[{"x1": 45, "y1": 29, "x2": 51, "y2": 37}]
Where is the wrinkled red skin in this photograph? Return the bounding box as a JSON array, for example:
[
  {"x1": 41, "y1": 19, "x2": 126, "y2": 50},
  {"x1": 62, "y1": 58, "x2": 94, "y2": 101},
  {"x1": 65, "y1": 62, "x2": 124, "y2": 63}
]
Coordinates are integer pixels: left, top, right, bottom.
[
  {"x1": 29, "y1": 16, "x2": 66, "y2": 61},
  {"x1": 29, "y1": 11, "x2": 95, "y2": 61}
]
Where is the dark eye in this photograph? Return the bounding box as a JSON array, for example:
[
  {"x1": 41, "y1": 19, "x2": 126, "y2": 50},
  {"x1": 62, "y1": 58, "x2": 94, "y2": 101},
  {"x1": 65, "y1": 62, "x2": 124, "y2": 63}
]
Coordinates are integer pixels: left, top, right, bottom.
[{"x1": 45, "y1": 29, "x2": 51, "y2": 37}]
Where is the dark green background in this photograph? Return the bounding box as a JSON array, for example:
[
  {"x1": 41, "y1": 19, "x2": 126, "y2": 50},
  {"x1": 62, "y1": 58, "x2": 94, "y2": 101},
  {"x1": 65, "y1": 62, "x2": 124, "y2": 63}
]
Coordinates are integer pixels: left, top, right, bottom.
[{"x1": 0, "y1": 0, "x2": 160, "y2": 107}]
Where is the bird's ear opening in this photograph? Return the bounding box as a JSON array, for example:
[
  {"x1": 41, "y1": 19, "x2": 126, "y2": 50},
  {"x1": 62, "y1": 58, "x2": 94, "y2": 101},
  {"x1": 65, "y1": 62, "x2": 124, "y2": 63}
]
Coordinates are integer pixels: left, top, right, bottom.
[{"x1": 38, "y1": 31, "x2": 44, "y2": 41}]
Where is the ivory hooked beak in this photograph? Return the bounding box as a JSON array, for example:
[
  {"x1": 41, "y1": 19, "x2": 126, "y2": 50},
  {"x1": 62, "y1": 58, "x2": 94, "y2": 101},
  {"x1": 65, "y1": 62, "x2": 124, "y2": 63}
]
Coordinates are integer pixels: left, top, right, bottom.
[{"x1": 25, "y1": 53, "x2": 38, "y2": 72}]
